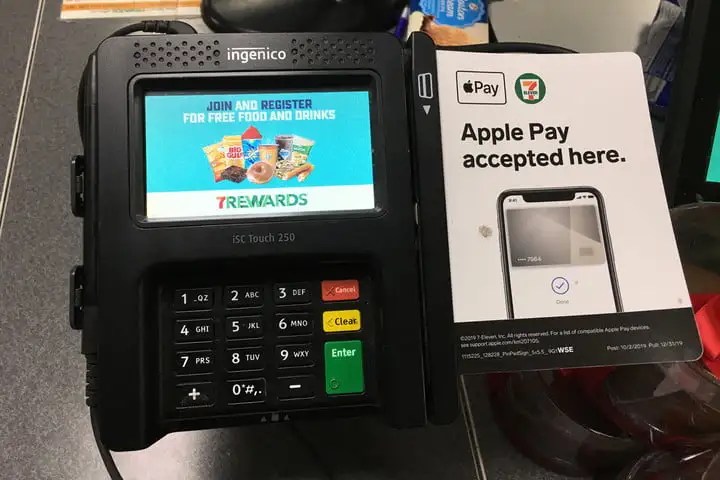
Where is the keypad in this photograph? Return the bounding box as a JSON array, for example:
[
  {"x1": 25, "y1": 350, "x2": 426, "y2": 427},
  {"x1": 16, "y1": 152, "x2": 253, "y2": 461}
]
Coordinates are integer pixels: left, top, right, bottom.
[{"x1": 163, "y1": 275, "x2": 374, "y2": 419}]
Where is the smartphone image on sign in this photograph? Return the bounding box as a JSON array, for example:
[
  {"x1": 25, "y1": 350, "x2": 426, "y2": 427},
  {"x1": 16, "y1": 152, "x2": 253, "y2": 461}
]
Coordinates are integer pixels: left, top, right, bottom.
[{"x1": 498, "y1": 188, "x2": 622, "y2": 319}]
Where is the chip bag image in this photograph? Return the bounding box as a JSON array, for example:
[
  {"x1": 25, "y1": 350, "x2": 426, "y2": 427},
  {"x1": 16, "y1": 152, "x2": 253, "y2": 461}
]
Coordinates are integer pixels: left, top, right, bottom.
[
  {"x1": 291, "y1": 136, "x2": 315, "y2": 165},
  {"x1": 220, "y1": 135, "x2": 245, "y2": 169},
  {"x1": 203, "y1": 143, "x2": 230, "y2": 182}
]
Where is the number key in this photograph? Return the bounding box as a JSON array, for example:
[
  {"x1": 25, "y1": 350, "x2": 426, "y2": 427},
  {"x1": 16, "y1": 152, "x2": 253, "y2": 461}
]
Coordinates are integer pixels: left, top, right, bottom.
[
  {"x1": 176, "y1": 350, "x2": 214, "y2": 374},
  {"x1": 276, "y1": 344, "x2": 313, "y2": 368},
  {"x1": 225, "y1": 285, "x2": 264, "y2": 308},
  {"x1": 227, "y1": 379, "x2": 266, "y2": 404},
  {"x1": 273, "y1": 283, "x2": 311, "y2": 305},
  {"x1": 174, "y1": 288, "x2": 213, "y2": 310},
  {"x1": 226, "y1": 316, "x2": 263, "y2": 339},
  {"x1": 275, "y1": 313, "x2": 313, "y2": 336},
  {"x1": 227, "y1": 347, "x2": 265, "y2": 371},
  {"x1": 175, "y1": 319, "x2": 214, "y2": 342}
]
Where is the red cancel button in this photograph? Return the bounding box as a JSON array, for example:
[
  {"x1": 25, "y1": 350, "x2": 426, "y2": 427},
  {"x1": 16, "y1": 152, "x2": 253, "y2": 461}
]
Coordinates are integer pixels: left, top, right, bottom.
[{"x1": 321, "y1": 280, "x2": 360, "y2": 302}]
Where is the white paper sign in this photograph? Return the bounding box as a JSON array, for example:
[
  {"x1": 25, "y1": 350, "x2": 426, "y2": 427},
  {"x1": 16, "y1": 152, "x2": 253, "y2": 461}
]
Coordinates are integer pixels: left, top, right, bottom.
[{"x1": 436, "y1": 51, "x2": 691, "y2": 324}]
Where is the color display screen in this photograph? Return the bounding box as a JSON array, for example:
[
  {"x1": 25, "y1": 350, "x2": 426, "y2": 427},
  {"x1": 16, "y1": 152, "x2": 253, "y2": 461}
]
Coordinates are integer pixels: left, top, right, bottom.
[{"x1": 144, "y1": 90, "x2": 375, "y2": 220}]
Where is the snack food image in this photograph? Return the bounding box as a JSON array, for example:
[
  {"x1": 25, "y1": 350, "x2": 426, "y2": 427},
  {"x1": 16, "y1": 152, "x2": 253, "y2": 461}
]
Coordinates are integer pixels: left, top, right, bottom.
[
  {"x1": 297, "y1": 163, "x2": 315, "y2": 182},
  {"x1": 220, "y1": 135, "x2": 245, "y2": 168},
  {"x1": 291, "y1": 136, "x2": 315, "y2": 164},
  {"x1": 246, "y1": 161, "x2": 275, "y2": 184},
  {"x1": 276, "y1": 162, "x2": 314, "y2": 181},
  {"x1": 203, "y1": 143, "x2": 231, "y2": 182},
  {"x1": 220, "y1": 166, "x2": 247, "y2": 183},
  {"x1": 205, "y1": 127, "x2": 315, "y2": 184}
]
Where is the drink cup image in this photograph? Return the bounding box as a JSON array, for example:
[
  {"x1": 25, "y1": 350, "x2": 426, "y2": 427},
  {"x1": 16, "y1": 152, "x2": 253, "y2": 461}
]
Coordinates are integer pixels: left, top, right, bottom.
[
  {"x1": 241, "y1": 126, "x2": 262, "y2": 167},
  {"x1": 258, "y1": 144, "x2": 279, "y2": 167},
  {"x1": 275, "y1": 135, "x2": 294, "y2": 162}
]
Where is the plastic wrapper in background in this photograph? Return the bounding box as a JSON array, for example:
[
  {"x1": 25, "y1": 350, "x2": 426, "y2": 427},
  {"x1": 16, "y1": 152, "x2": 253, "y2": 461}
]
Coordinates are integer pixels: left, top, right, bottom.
[
  {"x1": 616, "y1": 448, "x2": 720, "y2": 479},
  {"x1": 636, "y1": 0, "x2": 686, "y2": 117},
  {"x1": 672, "y1": 203, "x2": 720, "y2": 292},
  {"x1": 488, "y1": 371, "x2": 643, "y2": 477},
  {"x1": 406, "y1": 0, "x2": 489, "y2": 46}
]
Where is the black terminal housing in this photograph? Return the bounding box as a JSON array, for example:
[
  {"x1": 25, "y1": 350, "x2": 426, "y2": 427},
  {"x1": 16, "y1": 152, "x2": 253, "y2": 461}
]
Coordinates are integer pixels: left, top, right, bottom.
[{"x1": 74, "y1": 32, "x2": 457, "y2": 451}]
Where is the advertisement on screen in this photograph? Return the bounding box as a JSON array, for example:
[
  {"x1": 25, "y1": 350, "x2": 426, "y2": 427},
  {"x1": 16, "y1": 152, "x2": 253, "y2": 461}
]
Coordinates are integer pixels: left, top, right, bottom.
[{"x1": 144, "y1": 90, "x2": 375, "y2": 220}]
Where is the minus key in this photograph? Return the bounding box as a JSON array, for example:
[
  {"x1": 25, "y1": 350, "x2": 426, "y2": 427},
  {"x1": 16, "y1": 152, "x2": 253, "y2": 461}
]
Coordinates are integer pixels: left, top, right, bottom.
[{"x1": 277, "y1": 376, "x2": 315, "y2": 400}]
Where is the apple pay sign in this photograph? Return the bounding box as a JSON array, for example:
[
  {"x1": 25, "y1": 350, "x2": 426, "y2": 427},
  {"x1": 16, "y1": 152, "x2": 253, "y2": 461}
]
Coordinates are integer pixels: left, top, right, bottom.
[{"x1": 456, "y1": 71, "x2": 507, "y2": 105}]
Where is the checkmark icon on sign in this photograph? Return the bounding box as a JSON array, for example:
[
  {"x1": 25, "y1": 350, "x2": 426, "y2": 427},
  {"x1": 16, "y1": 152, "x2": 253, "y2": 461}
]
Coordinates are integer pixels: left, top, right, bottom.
[{"x1": 551, "y1": 277, "x2": 570, "y2": 295}]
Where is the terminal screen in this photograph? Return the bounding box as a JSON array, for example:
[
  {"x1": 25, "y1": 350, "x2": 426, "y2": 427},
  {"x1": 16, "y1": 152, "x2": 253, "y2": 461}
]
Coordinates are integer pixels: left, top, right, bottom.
[{"x1": 144, "y1": 90, "x2": 375, "y2": 220}]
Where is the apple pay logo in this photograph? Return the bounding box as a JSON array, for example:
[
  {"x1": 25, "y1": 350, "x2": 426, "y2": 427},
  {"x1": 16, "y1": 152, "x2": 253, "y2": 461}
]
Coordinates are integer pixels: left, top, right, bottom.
[{"x1": 456, "y1": 71, "x2": 507, "y2": 105}]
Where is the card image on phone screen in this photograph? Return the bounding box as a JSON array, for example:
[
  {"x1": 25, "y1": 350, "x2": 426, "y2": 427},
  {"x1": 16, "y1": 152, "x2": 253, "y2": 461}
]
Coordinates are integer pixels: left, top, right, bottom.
[{"x1": 499, "y1": 188, "x2": 621, "y2": 319}]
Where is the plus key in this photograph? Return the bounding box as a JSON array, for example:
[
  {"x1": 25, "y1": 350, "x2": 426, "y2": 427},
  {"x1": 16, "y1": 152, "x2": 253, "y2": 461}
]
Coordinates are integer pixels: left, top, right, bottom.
[{"x1": 176, "y1": 384, "x2": 215, "y2": 409}]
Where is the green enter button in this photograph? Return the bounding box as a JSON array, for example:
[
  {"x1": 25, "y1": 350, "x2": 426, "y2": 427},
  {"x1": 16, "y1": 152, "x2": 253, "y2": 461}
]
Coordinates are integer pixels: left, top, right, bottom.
[{"x1": 324, "y1": 340, "x2": 364, "y2": 395}]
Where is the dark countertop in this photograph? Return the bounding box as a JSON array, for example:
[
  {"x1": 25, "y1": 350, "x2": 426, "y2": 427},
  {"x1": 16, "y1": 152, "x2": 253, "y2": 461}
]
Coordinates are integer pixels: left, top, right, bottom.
[{"x1": 0, "y1": 2, "x2": 579, "y2": 479}]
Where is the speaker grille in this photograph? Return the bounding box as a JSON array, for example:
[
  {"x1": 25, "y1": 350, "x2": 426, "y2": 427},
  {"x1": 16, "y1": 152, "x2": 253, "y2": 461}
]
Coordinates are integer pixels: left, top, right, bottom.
[
  {"x1": 130, "y1": 36, "x2": 376, "y2": 69},
  {"x1": 290, "y1": 36, "x2": 375, "y2": 66},
  {"x1": 132, "y1": 39, "x2": 222, "y2": 69}
]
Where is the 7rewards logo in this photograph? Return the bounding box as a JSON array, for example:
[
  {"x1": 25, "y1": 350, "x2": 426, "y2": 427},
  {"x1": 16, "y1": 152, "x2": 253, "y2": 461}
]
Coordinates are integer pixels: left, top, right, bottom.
[
  {"x1": 217, "y1": 193, "x2": 308, "y2": 209},
  {"x1": 456, "y1": 71, "x2": 507, "y2": 105},
  {"x1": 515, "y1": 73, "x2": 546, "y2": 104}
]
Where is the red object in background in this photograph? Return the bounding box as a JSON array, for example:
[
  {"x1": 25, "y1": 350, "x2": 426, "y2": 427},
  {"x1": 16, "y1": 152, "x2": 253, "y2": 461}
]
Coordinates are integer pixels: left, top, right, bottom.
[
  {"x1": 692, "y1": 294, "x2": 720, "y2": 377},
  {"x1": 489, "y1": 293, "x2": 720, "y2": 457},
  {"x1": 560, "y1": 293, "x2": 720, "y2": 394},
  {"x1": 588, "y1": 294, "x2": 720, "y2": 449}
]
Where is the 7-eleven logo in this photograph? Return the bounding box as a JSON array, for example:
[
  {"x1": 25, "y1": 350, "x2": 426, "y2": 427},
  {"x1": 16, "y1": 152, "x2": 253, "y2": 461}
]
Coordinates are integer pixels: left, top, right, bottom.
[
  {"x1": 521, "y1": 79, "x2": 539, "y2": 100},
  {"x1": 515, "y1": 73, "x2": 546, "y2": 104}
]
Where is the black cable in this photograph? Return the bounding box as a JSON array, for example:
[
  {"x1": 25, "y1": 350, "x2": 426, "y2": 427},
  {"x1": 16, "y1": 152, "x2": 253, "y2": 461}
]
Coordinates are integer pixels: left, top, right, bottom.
[
  {"x1": 77, "y1": 20, "x2": 197, "y2": 147},
  {"x1": 86, "y1": 354, "x2": 122, "y2": 479},
  {"x1": 110, "y1": 20, "x2": 198, "y2": 37},
  {"x1": 91, "y1": 408, "x2": 123, "y2": 480},
  {"x1": 79, "y1": 23, "x2": 197, "y2": 480}
]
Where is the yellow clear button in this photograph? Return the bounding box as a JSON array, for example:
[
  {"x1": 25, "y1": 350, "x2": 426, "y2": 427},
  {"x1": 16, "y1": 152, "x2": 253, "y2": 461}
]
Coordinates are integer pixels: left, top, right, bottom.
[{"x1": 323, "y1": 310, "x2": 361, "y2": 333}]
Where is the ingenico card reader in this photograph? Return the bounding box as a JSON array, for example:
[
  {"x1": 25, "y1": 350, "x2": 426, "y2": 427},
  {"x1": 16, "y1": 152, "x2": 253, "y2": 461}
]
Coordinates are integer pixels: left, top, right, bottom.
[{"x1": 71, "y1": 29, "x2": 457, "y2": 452}]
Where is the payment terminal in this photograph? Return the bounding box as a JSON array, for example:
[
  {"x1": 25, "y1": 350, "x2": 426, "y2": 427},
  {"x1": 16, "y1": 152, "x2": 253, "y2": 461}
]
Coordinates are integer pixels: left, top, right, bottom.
[{"x1": 71, "y1": 30, "x2": 457, "y2": 451}]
